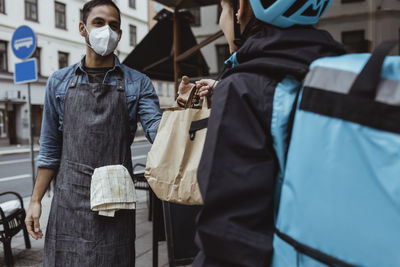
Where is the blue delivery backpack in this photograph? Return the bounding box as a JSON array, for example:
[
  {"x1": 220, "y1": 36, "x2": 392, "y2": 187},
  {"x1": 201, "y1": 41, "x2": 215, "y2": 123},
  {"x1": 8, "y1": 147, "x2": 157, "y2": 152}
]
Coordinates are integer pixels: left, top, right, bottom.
[{"x1": 272, "y1": 41, "x2": 400, "y2": 267}]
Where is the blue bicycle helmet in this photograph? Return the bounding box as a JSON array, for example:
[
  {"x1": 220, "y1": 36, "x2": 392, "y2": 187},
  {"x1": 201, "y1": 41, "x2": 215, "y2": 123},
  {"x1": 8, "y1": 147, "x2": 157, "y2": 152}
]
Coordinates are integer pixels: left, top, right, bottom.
[
  {"x1": 229, "y1": 0, "x2": 332, "y2": 47},
  {"x1": 249, "y1": 0, "x2": 333, "y2": 28}
]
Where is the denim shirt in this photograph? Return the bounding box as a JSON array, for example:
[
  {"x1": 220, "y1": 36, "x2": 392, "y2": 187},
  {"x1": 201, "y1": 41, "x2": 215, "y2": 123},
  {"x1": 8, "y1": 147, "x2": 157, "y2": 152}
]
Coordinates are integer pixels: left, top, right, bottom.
[{"x1": 37, "y1": 56, "x2": 162, "y2": 169}]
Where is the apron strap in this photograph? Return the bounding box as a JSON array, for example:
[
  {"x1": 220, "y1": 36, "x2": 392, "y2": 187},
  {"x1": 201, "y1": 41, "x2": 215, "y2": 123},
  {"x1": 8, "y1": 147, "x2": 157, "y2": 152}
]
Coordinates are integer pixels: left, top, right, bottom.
[
  {"x1": 116, "y1": 72, "x2": 124, "y2": 91},
  {"x1": 69, "y1": 75, "x2": 78, "y2": 88}
]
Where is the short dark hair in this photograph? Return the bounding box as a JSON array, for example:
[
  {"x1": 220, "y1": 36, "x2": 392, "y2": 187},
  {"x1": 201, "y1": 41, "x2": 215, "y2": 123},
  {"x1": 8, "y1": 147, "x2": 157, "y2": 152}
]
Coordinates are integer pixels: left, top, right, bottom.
[{"x1": 82, "y1": 0, "x2": 121, "y2": 24}]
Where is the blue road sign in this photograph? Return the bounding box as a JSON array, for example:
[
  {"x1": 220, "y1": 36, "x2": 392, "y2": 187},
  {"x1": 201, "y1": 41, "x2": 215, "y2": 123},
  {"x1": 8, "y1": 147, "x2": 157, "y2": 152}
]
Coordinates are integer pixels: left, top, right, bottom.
[
  {"x1": 11, "y1": 25, "x2": 37, "y2": 59},
  {"x1": 14, "y1": 58, "x2": 37, "y2": 84}
]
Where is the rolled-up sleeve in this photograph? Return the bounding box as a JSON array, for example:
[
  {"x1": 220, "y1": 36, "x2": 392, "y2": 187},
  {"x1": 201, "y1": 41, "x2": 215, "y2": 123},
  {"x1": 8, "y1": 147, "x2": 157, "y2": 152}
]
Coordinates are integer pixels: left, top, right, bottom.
[
  {"x1": 137, "y1": 77, "x2": 162, "y2": 143},
  {"x1": 37, "y1": 76, "x2": 62, "y2": 169}
]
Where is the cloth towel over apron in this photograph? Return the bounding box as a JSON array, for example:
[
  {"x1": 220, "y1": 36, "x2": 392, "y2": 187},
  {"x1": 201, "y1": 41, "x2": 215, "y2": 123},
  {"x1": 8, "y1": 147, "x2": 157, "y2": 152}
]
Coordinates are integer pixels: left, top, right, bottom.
[
  {"x1": 43, "y1": 73, "x2": 135, "y2": 267},
  {"x1": 91, "y1": 164, "x2": 136, "y2": 217}
]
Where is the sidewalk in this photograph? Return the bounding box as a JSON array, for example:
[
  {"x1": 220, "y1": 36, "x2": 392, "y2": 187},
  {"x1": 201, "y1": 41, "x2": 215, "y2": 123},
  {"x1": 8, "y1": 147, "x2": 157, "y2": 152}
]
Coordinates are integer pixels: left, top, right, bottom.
[
  {"x1": 0, "y1": 144, "x2": 40, "y2": 157},
  {"x1": 0, "y1": 136, "x2": 148, "y2": 157},
  {"x1": 0, "y1": 190, "x2": 171, "y2": 267}
]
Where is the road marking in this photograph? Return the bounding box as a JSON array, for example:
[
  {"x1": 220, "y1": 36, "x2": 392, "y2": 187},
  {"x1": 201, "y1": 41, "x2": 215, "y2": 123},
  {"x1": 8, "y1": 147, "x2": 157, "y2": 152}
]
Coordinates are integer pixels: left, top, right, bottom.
[
  {"x1": 0, "y1": 174, "x2": 31, "y2": 182},
  {"x1": 0, "y1": 155, "x2": 143, "y2": 166},
  {"x1": 132, "y1": 155, "x2": 147, "y2": 160},
  {"x1": 0, "y1": 158, "x2": 38, "y2": 166},
  {"x1": 0, "y1": 156, "x2": 146, "y2": 181},
  {"x1": 132, "y1": 143, "x2": 151, "y2": 149}
]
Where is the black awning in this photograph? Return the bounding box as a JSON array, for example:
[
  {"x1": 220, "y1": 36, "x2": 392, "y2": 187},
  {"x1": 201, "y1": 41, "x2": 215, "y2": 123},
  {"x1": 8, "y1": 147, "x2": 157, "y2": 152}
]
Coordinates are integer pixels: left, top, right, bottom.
[
  {"x1": 154, "y1": 0, "x2": 218, "y2": 9},
  {"x1": 122, "y1": 9, "x2": 209, "y2": 81}
]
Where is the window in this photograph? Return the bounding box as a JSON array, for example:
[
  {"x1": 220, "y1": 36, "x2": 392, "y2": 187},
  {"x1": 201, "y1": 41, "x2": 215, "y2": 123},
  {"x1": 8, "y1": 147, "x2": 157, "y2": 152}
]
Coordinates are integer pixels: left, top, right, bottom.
[
  {"x1": 0, "y1": 41, "x2": 7, "y2": 72},
  {"x1": 80, "y1": 9, "x2": 83, "y2": 22},
  {"x1": 342, "y1": 30, "x2": 369, "y2": 53},
  {"x1": 58, "y1": 51, "x2": 69, "y2": 69},
  {"x1": 216, "y1": 44, "x2": 230, "y2": 72},
  {"x1": 0, "y1": 0, "x2": 5, "y2": 14},
  {"x1": 25, "y1": 0, "x2": 38, "y2": 22},
  {"x1": 55, "y1": 2, "x2": 66, "y2": 29},
  {"x1": 129, "y1": 25, "x2": 137, "y2": 46},
  {"x1": 189, "y1": 7, "x2": 201, "y2": 27},
  {"x1": 0, "y1": 110, "x2": 6, "y2": 138},
  {"x1": 129, "y1": 0, "x2": 136, "y2": 9},
  {"x1": 33, "y1": 47, "x2": 41, "y2": 75}
]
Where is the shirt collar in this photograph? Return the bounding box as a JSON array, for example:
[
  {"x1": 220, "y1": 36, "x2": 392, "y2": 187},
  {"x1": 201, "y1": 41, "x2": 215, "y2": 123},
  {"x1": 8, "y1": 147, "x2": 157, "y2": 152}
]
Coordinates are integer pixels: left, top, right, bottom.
[{"x1": 75, "y1": 54, "x2": 123, "y2": 74}]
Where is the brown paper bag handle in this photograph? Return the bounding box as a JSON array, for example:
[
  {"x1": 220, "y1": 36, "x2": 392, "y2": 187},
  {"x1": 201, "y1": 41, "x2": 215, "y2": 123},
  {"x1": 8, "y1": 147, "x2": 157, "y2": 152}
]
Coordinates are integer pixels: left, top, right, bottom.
[
  {"x1": 185, "y1": 85, "x2": 198, "y2": 109},
  {"x1": 185, "y1": 85, "x2": 211, "y2": 110}
]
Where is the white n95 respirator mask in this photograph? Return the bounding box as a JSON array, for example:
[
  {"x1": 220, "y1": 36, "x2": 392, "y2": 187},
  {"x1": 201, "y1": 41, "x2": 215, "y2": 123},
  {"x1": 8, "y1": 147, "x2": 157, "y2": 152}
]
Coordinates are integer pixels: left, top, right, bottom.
[{"x1": 85, "y1": 25, "x2": 120, "y2": 56}]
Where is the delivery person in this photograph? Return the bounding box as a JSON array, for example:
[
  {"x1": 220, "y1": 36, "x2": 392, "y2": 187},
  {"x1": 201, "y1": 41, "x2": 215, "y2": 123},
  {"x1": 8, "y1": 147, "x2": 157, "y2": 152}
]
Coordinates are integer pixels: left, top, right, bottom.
[{"x1": 178, "y1": 0, "x2": 345, "y2": 266}]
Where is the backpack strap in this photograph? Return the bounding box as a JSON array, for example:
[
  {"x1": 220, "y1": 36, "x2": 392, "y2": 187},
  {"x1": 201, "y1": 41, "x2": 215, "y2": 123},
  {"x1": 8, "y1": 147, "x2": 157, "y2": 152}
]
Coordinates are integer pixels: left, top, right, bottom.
[{"x1": 349, "y1": 40, "x2": 398, "y2": 99}]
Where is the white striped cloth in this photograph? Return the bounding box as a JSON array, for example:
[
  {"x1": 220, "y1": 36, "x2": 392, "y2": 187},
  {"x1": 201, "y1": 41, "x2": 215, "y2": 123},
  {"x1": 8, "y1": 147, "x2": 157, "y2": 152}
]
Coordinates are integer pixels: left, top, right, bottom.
[
  {"x1": 90, "y1": 165, "x2": 136, "y2": 217},
  {"x1": 0, "y1": 200, "x2": 20, "y2": 217}
]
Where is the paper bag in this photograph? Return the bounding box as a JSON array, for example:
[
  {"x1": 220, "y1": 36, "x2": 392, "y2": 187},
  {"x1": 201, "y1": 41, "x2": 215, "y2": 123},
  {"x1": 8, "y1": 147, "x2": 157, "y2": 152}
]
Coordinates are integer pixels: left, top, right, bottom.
[{"x1": 145, "y1": 88, "x2": 209, "y2": 205}]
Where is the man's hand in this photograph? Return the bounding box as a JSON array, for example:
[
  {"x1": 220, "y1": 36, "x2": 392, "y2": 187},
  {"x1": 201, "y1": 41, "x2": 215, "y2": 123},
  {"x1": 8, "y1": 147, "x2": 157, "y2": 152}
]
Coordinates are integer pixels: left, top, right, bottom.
[
  {"x1": 177, "y1": 76, "x2": 195, "y2": 106},
  {"x1": 25, "y1": 201, "x2": 43, "y2": 240}
]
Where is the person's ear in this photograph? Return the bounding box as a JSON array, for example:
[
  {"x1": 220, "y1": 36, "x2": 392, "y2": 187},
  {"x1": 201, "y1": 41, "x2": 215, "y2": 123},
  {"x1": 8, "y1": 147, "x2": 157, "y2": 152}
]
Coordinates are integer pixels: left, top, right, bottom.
[
  {"x1": 118, "y1": 29, "x2": 122, "y2": 41},
  {"x1": 79, "y1": 22, "x2": 87, "y2": 37}
]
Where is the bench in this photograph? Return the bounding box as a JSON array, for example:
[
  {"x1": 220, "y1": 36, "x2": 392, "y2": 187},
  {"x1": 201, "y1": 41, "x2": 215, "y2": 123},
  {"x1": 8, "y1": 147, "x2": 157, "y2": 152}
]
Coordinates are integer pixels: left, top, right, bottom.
[{"x1": 0, "y1": 192, "x2": 31, "y2": 267}]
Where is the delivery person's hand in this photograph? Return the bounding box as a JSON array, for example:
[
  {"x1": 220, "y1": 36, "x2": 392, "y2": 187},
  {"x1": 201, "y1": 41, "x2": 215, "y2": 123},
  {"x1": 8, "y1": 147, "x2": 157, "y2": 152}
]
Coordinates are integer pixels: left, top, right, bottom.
[
  {"x1": 177, "y1": 76, "x2": 217, "y2": 106},
  {"x1": 195, "y1": 79, "x2": 218, "y2": 99},
  {"x1": 25, "y1": 201, "x2": 43, "y2": 240}
]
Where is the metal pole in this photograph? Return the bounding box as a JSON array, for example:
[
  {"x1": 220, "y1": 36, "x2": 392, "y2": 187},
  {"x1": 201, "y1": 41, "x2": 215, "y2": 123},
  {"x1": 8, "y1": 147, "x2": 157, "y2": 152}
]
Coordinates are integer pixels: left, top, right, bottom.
[
  {"x1": 27, "y1": 83, "x2": 35, "y2": 186},
  {"x1": 173, "y1": 9, "x2": 181, "y2": 99}
]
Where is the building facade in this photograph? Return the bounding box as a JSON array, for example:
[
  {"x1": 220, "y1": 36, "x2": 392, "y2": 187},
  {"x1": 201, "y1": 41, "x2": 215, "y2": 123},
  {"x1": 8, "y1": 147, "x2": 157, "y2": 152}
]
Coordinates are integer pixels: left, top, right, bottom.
[
  {"x1": 318, "y1": 0, "x2": 400, "y2": 53},
  {"x1": 190, "y1": 0, "x2": 400, "y2": 77},
  {"x1": 0, "y1": 0, "x2": 148, "y2": 145},
  {"x1": 190, "y1": 4, "x2": 228, "y2": 76}
]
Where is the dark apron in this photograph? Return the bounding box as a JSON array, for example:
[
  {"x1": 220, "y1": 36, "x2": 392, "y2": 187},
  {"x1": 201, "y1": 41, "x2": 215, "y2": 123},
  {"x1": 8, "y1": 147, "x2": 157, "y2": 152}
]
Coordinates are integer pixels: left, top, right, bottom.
[{"x1": 43, "y1": 73, "x2": 135, "y2": 267}]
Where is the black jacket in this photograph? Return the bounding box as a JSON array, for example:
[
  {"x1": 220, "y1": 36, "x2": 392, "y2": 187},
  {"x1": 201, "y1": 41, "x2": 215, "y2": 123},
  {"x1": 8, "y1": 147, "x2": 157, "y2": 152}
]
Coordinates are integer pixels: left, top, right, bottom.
[{"x1": 193, "y1": 24, "x2": 345, "y2": 267}]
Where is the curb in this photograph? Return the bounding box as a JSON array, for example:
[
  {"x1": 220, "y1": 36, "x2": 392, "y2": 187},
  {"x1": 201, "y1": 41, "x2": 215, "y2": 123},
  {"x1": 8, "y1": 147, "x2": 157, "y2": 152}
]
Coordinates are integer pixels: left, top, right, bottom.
[
  {"x1": 0, "y1": 136, "x2": 149, "y2": 157},
  {"x1": 0, "y1": 147, "x2": 40, "y2": 156}
]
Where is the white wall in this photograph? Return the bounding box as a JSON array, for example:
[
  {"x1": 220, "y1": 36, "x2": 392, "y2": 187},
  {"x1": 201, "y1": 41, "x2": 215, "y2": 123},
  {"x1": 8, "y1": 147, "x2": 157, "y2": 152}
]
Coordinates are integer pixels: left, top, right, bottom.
[
  {"x1": 115, "y1": 0, "x2": 149, "y2": 60},
  {"x1": 191, "y1": 5, "x2": 227, "y2": 75}
]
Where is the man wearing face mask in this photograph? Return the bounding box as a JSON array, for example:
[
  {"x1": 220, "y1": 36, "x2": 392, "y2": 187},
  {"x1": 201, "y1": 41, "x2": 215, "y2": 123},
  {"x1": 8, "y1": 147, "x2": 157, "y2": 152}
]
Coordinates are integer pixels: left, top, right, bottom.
[{"x1": 24, "y1": 0, "x2": 162, "y2": 266}]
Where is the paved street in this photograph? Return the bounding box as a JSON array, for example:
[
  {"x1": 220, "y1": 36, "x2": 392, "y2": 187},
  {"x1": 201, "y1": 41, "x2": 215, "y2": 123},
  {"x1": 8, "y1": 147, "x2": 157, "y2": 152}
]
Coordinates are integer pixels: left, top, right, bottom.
[{"x1": 0, "y1": 141, "x2": 152, "y2": 201}]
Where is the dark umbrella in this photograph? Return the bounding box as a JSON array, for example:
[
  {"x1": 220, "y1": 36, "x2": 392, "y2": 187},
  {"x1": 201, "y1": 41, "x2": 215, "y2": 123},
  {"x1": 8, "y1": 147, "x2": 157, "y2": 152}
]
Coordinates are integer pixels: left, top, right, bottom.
[{"x1": 123, "y1": 9, "x2": 209, "y2": 82}]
